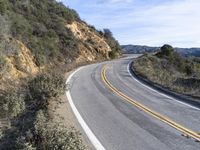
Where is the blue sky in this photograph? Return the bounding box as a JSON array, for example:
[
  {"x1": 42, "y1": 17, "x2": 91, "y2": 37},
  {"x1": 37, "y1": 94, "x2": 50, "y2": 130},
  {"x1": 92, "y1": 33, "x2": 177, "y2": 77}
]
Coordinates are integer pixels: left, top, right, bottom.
[{"x1": 58, "y1": 0, "x2": 200, "y2": 48}]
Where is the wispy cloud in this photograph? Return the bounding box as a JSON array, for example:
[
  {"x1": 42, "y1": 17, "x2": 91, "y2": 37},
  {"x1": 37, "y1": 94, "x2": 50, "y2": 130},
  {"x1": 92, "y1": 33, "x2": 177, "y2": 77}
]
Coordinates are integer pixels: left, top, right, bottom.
[
  {"x1": 60, "y1": 0, "x2": 200, "y2": 48},
  {"x1": 98, "y1": 0, "x2": 133, "y2": 4}
]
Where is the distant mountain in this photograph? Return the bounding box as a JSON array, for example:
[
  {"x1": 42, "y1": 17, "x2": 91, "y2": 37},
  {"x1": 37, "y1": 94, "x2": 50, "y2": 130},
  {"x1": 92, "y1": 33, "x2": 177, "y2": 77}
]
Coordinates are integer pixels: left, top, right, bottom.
[
  {"x1": 121, "y1": 45, "x2": 158, "y2": 54},
  {"x1": 175, "y1": 48, "x2": 200, "y2": 57},
  {"x1": 122, "y1": 45, "x2": 200, "y2": 57}
]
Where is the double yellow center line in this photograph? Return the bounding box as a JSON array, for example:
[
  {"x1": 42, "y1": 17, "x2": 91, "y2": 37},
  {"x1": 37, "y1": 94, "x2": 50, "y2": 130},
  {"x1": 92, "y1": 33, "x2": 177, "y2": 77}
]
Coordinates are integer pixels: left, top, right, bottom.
[{"x1": 101, "y1": 65, "x2": 200, "y2": 142}]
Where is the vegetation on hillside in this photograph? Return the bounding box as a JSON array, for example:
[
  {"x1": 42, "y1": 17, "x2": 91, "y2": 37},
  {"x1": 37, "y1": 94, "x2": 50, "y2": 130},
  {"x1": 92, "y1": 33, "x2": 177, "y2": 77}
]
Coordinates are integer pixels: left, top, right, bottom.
[
  {"x1": 0, "y1": 0, "x2": 81, "y2": 66},
  {"x1": 0, "y1": 0, "x2": 120, "y2": 66},
  {"x1": 0, "y1": 0, "x2": 121, "y2": 149},
  {"x1": 133, "y1": 44, "x2": 200, "y2": 98},
  {"x1": 101, "y1": 29, "x2": 121, "y2": 58},
  {"x1": 99, "y1": 29, "x2": 121, "y2": 59},
  {"x1": 0, "y1": 71, "x2": 85, "y2": 149}
]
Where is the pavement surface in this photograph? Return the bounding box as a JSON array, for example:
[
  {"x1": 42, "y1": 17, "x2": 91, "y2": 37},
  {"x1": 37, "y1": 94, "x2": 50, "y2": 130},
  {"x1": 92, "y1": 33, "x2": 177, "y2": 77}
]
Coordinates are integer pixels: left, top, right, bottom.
[{"x1": 68, "y1": 54, "x2": 200, "y2": 150}]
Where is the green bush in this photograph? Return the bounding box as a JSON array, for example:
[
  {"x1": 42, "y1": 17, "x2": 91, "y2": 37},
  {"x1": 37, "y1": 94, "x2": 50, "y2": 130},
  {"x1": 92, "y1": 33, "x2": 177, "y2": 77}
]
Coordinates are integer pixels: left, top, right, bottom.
[
  {"x1": 49, "y1": 2, "x2": 80, "y2": 23},
  {"x1": 33, "y1": 110, "x2": 85, "y2": 150},
  {"x1": 33, "y1": 110, "x2": 46, "y2": 136},
  {"x1": 109, "y1": 50, "x2": 117, "y2": 59},
  {"x1": 34, "y1": 52, "x2": 46, "y2": 67},
  {"x1": 0, "y1": 92, "x2": 25, "y2": 119},
  {"x1": 0, "y1": 55, "x2": 8, "y2": 76},
  {"x1": 28, "y1": 73, "x2": 66, "y2": 109},
  {"x1": 0, "y1": 0, "x2": 9, "y2": 14},
  {"x1": 32, "y1": 22, "x2": 47, "y2": 37},
  {"x1": 156, "y1": 44, "x2": 174, "y2": 58},
  {"x1": 102, "y1": 29, "x2": 121, "y2": 58},
  {"x1": 10, "y1": 13, "x2": 33, "y2": 41},
  {"x1": 0, "y1": 15, "x2": 11, "y2": 37},
  {"x1": 0, "y1": 1, "x2": 6, "y2": 14}
]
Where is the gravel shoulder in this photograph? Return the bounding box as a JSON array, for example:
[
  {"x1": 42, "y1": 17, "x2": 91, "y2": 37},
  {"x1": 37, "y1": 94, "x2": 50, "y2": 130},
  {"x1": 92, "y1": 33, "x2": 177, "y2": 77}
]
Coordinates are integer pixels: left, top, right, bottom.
[{"x1": 49, "y1": 70, "x2": 95, "y2": 150}]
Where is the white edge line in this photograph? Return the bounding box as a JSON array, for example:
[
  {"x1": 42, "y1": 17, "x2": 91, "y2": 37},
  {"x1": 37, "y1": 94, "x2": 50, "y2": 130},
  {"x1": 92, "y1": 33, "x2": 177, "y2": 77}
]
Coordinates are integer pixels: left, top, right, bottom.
[
  {"x1": 127, "y1": 60, "x2": 200, "y2": 111},
  {"x1": 66, "y1": 67, "x2": 106, "y2": 150}
]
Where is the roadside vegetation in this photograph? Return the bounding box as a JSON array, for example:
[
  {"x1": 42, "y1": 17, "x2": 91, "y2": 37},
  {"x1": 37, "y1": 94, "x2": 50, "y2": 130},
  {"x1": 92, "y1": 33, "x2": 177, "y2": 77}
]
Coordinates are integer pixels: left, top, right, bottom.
[
  {"x1": 0, "y1": 0, "x2": 85, "y2": 148},
  {"x1": 0, "y1": 71, "x2": 85, "y2": 150},
  {"x1": 100, "y1": 29, "x2": 121, "y2": 58},
  {"x1": 133, "y1": 44, "x2": 200, "y2": 98},
  {"x1": 0, "y1": 0, "x2": 121, "y2": 149}
]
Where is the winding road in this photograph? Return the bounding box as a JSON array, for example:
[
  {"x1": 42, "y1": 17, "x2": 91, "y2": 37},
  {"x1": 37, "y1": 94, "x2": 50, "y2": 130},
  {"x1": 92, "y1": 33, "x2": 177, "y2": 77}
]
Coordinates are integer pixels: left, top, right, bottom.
[{"x1": 66, "y1": 55, "x2": 200, "y2": 150}]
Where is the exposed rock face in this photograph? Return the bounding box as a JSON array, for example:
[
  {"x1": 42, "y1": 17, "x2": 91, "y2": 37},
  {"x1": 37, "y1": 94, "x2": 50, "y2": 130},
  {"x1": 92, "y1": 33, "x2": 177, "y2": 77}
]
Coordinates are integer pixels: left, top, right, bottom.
[
  {"x1": 0, "y1": 38, "x2": 39, "y2": 90},
  {"x1": 66, "y1": 21, "x2": 112, "y2": 62},
  {"x1": 0, "y1": 21, "x2": 115, "y2": 90},
  {"x1": 4, "y1": 39, "x2": 38, "y2": 80},
  {"x1": 0, "y1": 20, "x2": 116, "y2": 90}
]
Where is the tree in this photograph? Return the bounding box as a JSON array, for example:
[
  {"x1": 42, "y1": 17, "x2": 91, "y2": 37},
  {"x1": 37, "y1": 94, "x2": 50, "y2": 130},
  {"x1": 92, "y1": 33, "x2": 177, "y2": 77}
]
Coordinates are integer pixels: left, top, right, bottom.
[
  {"x1": 102, "y1": 29, "x2": 121, "y2": 58},
  {"x1": 160, "y1": 44, "x2": 174, "y2": 56},
  {"x1": 156, "y1": 44, "x2": 174, "y2": 59},
  {"x1": 103, "y1": 29, "x2": 113, "y2": 39}
]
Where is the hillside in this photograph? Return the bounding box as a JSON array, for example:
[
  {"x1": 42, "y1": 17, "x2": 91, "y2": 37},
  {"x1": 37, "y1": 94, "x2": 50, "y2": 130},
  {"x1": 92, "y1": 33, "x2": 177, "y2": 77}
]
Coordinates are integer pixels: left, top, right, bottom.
[
  {"x1": 133, "y1": 44, "x2": 200, "y2": 99},
  {"x1": 0, "y1": 0, "x2": 121, "y2": 149},
  {"x1": 122, "y1": 44, "x2": 200, "y2": 57}
]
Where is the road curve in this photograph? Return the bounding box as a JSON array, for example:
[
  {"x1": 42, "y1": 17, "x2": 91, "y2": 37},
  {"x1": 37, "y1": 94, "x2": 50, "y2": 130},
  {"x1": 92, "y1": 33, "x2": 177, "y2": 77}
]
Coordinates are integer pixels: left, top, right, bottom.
[{"x1": 67, "y1": 55, "x2": 200, "y2": 150}]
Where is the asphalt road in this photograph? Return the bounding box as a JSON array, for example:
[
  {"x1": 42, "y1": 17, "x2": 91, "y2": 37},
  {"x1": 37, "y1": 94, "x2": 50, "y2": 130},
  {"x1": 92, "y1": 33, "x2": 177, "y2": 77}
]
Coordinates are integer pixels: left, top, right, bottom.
[{"x1": 68, "y1": 55, "x2": 200, "y2": 150}]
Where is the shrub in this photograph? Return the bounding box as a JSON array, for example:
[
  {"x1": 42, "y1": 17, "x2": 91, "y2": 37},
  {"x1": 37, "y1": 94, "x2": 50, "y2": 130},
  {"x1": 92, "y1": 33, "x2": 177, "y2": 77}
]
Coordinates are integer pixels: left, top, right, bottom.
[
  {"x1": 185, "y1": 65, "x2": 193, "y2": 75},
  {"x1": 102, "y1": 29, "x2": 121, "y2": 58},
  {"x1": 109, "y1": 50, "x2": 117, "y2": 59},
  {"x1": 10, "y1": 13, "x2": 33, "y2": 41},
  {"x1": 0, "y1": 55, "x2": 8, "y2": 76},
  {"x1": 0, "y1": 0, "x2": 9, "y2": 14},
  {"x1": 156, "y1": 44, "x2": 174, "y2": 58},
  {"x1": 0, "y1": 92, "x2": 25, "y2": 119},
  {"x1": 16, "y1": 136, "x2": 36, "y2": 150},
  {"x1": 0, "y1": 14, "x2": 11, "y2": 37},
  {"x1": 2, "y1": 38, "x2": 21, "y2": 56},
  {"x1": 32, "y1": 22, "x2": 47, "y2": 37},
  {"x1": 0, "y1": 1, "x2": 6, "y2": 14},
  {"x1": 28, "y1": 73, "x2": 66, "y2": 109},
  {"x1": 30, "y1": 35, "x2": 59, "y2": 66},
  {"x1": 44, "y1": 125, "x2": 85, "y2": 150},
  {"x1": 33, "y1": 110, "x2": 85, "y2": 150},
  {"x1": 49, "y1": 2, "x2": 80, "y2": 23},
  {"x1": 34, "y1": 53, "x2": 46, "y2": 67},
  {"x1": 103, "y1": 29, "x2": 113, "y2": 39},
  {"x1": 33, "y1": 110, "x2": 46, "y2": 136}
]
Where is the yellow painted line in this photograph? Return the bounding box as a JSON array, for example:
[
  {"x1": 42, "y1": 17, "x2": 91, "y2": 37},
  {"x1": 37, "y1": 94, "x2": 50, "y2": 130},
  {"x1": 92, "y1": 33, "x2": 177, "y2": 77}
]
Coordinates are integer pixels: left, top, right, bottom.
[{"x1": 101, "y1": 65, "x2": 200, "y2": 142}]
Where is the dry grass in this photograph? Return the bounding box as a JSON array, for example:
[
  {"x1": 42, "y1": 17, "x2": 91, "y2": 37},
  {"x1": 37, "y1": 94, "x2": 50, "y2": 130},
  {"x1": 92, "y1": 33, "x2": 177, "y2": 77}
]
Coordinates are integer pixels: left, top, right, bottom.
[{"x1": 133, "y1": 54, "x2": 200, "y2": 98}]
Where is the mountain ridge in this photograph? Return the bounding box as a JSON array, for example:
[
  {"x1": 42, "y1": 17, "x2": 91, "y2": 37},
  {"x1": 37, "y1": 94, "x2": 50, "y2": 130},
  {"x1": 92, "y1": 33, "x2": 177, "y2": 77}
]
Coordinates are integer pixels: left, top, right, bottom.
[{"x1": 122, "y1": 44, "x2": 200, "y2": 57}]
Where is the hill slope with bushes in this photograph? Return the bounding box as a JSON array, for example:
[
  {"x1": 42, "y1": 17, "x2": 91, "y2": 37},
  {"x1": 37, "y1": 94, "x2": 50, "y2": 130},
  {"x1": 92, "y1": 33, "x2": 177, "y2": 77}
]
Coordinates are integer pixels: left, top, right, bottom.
[
  {"x1": 133, "y1": 44, "x2": 200, "y2": 99},
  {"x1": 0, "y1": 0, "x2": 121, "y2": 149}
]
